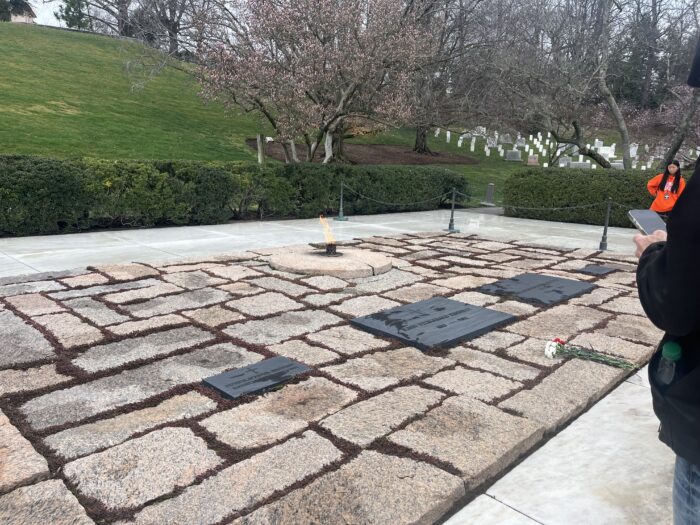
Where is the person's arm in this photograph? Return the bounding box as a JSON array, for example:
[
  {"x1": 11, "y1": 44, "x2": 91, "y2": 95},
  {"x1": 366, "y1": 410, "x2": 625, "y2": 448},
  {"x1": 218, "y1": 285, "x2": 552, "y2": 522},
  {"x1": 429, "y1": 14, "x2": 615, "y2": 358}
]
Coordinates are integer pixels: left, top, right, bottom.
[
  {"x1": 647, "y1": 175, "x2": 661, "y2": 196},
  {"x1": 679, "y1": 177, "x2": 687, "y2": 195},
  {"x1": 637, "y1": 168, "x2": 700, "y2": 336}
]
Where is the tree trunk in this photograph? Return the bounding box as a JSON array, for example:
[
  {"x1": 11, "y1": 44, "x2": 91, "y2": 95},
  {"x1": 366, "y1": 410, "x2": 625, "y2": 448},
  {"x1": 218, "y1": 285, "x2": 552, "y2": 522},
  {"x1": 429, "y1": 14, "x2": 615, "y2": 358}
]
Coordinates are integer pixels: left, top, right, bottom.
[
  {"x1": 289, "y1": 141, "x2": 299, "y2": 162},
  {"x1": 413, "y1": 126, "x2": 433, "y2": 154},
  {"x1": 168, "y1": 26, "x2": 178, "y2": 55},
  {"x1": 323, "y1": 131, "x2": 333, "y2": 164},
  {"x1": 551, "y1": 122, "x2": 612, "y2": 168},
  {"x1": 663, "y1": 89, "x2": 700, "y2": 167},
  {"x1": 596, "y1": 0, "x2": 631, "y2": 169},
  {"x1": 256, "y1": 134, "x2": 265, "y2": 165},
  {"x1": 280, "y1": 142, "x2": 292, "y2": 163},
  {"x1": 332, "y1": 124, "x2": 349, "y2": 163},
  {"x1": 118, "y1": 0, "x2": 130, "y2": 36}
]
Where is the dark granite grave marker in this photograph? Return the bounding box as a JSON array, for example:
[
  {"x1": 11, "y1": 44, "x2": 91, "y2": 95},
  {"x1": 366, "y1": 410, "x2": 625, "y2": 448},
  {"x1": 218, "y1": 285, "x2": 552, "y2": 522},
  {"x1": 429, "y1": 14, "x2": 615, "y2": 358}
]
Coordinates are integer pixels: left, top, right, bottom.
[
  {"x1": 351, "y1": 297, "x2": 516, "y2": 351},
  {"x1": 477, "y1": 272, "x2": 595, "y2": 306},
  {"x1": 580, "y1": 264, "x2": 617, "y2": 276},
  {"x1": 203, "y1": 356, "x2": 311, "y2": 399}
]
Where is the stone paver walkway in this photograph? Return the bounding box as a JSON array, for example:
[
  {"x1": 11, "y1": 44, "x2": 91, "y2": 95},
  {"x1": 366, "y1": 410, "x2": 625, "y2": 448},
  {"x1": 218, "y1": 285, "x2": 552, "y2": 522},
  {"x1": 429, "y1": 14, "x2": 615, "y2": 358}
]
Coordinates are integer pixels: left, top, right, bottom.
[{"x1": 0, "y1": 233, "x2": 660, "y2": 524}]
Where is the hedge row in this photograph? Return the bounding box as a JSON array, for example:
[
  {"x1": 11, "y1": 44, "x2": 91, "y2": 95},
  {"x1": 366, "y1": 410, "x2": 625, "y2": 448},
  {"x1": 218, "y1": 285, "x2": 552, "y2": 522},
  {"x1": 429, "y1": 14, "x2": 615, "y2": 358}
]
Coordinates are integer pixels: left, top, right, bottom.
[
  {"x1": 503, "y1": 168, "x2": 658, "y2": 227},
  {"x1": 0, "y1": 155, "x2": 468, "y2": 236}
]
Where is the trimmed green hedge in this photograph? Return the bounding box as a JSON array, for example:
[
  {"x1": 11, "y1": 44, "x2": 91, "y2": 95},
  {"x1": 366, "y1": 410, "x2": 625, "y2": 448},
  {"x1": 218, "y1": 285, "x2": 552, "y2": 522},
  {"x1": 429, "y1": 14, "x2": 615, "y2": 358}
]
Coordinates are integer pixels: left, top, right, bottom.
[
  {"x1": 503, "y1": 168, "x2": 657, "y2": 227},
  {"x1": 0, "y1": 156, "x2": 468, "y2": 236}
]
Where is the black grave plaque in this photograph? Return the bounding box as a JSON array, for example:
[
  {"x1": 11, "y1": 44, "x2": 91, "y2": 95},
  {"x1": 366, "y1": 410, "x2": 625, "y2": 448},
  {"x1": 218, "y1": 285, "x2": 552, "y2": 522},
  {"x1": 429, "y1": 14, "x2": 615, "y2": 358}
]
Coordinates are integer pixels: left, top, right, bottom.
[
  {"x1": 580, "y1": 264, "x2": 617, "y2": 276},
  {"x1": 350, "y1": 297, "x2": 517, "y2": 351},
  {"x1": 477, "y1": 272, "x2": 595, "y2": 306},
  {"x1": 202, "y1": 356, "x2": 311, "y2": 399}
]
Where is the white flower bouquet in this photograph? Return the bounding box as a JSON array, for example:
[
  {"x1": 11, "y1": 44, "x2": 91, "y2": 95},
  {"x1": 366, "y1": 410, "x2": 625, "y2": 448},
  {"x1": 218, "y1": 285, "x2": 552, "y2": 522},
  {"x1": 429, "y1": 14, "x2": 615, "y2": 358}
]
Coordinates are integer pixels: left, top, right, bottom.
[{"x1": 544, "y1": 338, "x2": 635, "y2": 369}]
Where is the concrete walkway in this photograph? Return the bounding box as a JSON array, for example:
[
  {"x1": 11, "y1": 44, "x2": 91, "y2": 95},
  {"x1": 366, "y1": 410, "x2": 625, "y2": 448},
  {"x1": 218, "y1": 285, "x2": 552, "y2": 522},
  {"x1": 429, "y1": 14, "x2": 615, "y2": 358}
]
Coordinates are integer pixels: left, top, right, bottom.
[{"x1": 0, "y1": 209, "x2": 636, "y2": 278}]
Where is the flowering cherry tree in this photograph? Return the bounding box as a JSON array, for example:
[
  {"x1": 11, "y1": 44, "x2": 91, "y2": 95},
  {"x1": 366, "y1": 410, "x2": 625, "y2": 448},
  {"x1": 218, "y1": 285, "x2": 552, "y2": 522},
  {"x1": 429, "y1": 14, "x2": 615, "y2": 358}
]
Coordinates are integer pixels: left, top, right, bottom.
[{"x1": 197, "y1": 0, "x2": 428, "y2": 163}]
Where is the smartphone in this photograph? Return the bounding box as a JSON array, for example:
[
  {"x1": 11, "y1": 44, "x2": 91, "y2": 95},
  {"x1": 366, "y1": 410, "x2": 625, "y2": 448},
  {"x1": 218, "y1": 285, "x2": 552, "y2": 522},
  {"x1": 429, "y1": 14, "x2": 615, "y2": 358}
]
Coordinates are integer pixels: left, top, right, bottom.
[{"x1": 628, "y1": 210, "x2": 667, "y2": 235}]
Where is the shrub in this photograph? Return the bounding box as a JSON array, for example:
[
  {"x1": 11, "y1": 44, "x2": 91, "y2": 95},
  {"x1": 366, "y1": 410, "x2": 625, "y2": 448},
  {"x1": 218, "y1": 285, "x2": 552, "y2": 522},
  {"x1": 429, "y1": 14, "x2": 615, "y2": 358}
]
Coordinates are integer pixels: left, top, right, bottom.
[
  {"x1": 0, "y1": 156, "x2": 91, "y2": 236},
  {"x1": 503, "y1": 168, "x2": 656, "y2": 227},
  {"x1": 0, "y1": 155, "x2": 467, "y2": 236}
]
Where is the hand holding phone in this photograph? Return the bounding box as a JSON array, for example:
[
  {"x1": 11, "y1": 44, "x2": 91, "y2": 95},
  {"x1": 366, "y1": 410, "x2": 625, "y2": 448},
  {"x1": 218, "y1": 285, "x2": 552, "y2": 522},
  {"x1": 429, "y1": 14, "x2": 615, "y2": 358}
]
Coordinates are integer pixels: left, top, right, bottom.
[{"x1": 628, "y1": 209, "x2": 667, "y2": 235}]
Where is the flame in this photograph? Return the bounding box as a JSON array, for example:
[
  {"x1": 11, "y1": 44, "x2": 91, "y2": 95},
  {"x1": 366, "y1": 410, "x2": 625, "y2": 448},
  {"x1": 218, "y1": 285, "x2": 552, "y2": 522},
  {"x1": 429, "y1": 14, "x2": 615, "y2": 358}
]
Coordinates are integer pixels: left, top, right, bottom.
[{"x1": 319, "y1": 215, "x2": 336, "y2": 245}]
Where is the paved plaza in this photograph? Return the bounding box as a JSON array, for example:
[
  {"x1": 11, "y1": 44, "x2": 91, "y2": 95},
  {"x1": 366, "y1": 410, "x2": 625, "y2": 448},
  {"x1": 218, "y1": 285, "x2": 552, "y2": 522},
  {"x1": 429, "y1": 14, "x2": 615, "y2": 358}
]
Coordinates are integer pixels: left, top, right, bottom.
[{"x1": 0, "y1": 230, "x2": 667, "y2": 524}]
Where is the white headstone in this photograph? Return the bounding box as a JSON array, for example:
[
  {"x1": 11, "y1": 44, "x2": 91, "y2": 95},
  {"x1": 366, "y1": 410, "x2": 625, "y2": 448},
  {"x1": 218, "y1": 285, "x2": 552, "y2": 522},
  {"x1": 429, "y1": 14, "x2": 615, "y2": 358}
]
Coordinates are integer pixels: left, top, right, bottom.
[
  {"x1": 529, "y1": 135, "x2": 533, "y2": 141},
  {"x1": 457, "y1": 137, "x2": 463, "y2": 148},
  {"x1": 446, "y1": 131, "x2": 451, "y2": 143},
  {"x1": 470, "y1": 138, "x2": 476, "y2": 152},
  {"x1": 579, "y1": 155, "x2": 584, "y2": 163},
  {"x1": 594, "y1": 139, "x2": 604, "y2": 149},
  {"x1": 591, "y1": 164, "x2": 596, "y2": 170},
  {"x1": 543, "y1": 162, "x2": 548, "y2": 168},
  {"x1": 434, "y1": 128, "x2": 441, "y2": 137},
  {"x1": 641, "y1": 165, "x2": 646, "y2": 170},
  {"x1": 485, "y1": 147, "x2": 491, "y2": 157},
  {"x1": 265, "y1": 136, "x2": 275, "y2": 143},
  {"x1": 629, "y1": 143, "x2": 639, "y2": 157}
]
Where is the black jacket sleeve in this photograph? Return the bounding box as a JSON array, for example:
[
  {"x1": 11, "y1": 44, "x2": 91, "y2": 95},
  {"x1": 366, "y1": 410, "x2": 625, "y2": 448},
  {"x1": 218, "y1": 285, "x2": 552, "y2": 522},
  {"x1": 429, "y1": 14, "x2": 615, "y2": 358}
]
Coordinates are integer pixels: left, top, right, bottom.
[{"x1": 637, "y1": 165, "x2": 700, "y2": 337}]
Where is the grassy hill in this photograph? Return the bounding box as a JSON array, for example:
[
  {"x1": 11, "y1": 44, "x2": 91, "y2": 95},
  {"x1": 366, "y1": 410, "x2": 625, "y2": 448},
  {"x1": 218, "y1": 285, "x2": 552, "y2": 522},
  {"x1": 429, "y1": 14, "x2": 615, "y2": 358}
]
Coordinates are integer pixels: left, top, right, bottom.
[
  {"x1": 1, "y1": 24, "x2": 521, "y2": 202},
  {"x1": 0, "y1": 24, "x2": 259, "y2": 160}
]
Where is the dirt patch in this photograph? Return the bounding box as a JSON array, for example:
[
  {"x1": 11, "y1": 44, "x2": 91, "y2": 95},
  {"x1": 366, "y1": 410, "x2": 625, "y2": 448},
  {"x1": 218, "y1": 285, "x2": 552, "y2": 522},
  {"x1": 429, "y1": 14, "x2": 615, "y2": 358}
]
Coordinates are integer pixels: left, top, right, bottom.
[{"x1": 246, "y1": 139, "x2": 479, "y2": 166}]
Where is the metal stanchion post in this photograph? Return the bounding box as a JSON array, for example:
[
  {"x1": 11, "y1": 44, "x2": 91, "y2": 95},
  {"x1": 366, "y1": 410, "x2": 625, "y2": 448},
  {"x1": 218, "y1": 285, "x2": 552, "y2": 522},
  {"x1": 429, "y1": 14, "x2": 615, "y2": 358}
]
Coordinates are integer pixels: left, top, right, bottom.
[
  {"x1": 599, "y1": 197, "x2": 612, "y2": 250},
  {"x1": 334, "y1": 178, "x2": 348, "y2": 221},
  {"x1": 445, "y1": 187, "x2": 460, "y2": 233}
]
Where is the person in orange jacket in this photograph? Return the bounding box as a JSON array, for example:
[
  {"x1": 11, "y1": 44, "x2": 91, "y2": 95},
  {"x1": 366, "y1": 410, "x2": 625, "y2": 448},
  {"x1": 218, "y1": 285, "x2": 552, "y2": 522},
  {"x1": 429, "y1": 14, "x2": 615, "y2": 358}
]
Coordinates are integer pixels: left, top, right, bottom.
[{"x1": 647, "y1": 159, "x2": 686, "y2": 215}]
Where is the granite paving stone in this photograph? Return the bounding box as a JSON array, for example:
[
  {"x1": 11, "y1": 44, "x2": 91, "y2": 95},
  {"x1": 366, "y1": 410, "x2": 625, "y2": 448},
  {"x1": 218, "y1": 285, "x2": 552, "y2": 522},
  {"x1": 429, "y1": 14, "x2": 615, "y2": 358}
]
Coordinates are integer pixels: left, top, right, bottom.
[
  {"x1": 300, "y1": 275, "x2": 348, "y2": 291},
  {"x1": 102, "y1": 282, "x2": 182, "y2": 304},
  {"x1": 217, "y1": 282, "x2": 265, "y2": 296},
  {"x1": 504, "y1": 338, "x2": 561, "y2": 368},
  {"x1": 350, "y1": 270, "x2": 422, "y2": 294},
  {"x1": 425, "y1": 367, "x2": 521, "y2": 401},
  {"x1": 21, "y1": 343, "x2": 262, "y2": 430},
  {"x1": 440, "y1": 255, "x2": 490, "y2": 267},
  {"x1": 0, "y1": 480, "x2": 94, "y2": 525},
  {"x1": 0, "y1": 409, "x2": 49, "y2": 493},
  {"x1": 0, "y1": 364, "x2": 71, "y2": 396},
  {"x1": 598, "y1": 295, "x2": 647, "y2": 316},
  {"x1": 322, "y1": 347, "x2": 453, "y2": 392},
  {"x1": 505, "y1": 304, "x2": 611, "y2": 340},
  {"x1": 465, "y1": 330, "x2": 526, "y2": 353},
  {"x1": 162, "y1": 270, "x2": 227, "y2": 290},
  {"x1": 73, "y1": 326, "x2": 216, "y2": 372},
  {"x1": 449, "y1": 290, "x2": 500, "y2": 306},
  {"x1": 489, "y1": 300, "x2": 539, "y2": 317},
  {"x1": 472, "y1": 240, "x2": 515, "y2": 251},
  {"x1": 60, "y1": 272, "x2": 109, "y2": 288},
  {"x1": 124, "y1": 288, "x2": 231, "y2": 318},
  {"x1": 569, "y1": 286, "x2": 623, "y2": 306},
  {"x1": 129, "y1": 431, "x2": 342, "y2": 525},
  {"x1": 267, "y1": 340, "x2": 339, "y2": 365},
  {"x1": 0, "y1": 280, "x2": 65, "y2": 297},
  {"x1": 306, "y1": 325, "x2": 392, "y2": 356},
  {"x1": 0, "y1": 310, "x2": 55, "y2": 367},
  {"x1": 431, "y1": 274, "x2": 496, "y2": 291},
  {"x1": 303, "y1": 291, "x2": 354, "y2": 306},
  {"x1": 330, "y1": 295, "x2": 401, "y2": 317},
  {"x1": 45, "y1": 392, "x2": 217, "y2": 460},
  {"x1": 207, "y1": 265, "x2": 264, "y2": 280},
  {"x1": 320, "y1": 385, "x2": 444, "y2": 446},
  {"x1": 65, "y1": 297, "x2": 130, "y2": 326},
  {"x1": 475, "y1": 252, "x2": 521, "y2": 263},
  {"x1": 499, "y1": 360, "x2": 625, "y2": 431},
  {"x1": 201, "y1": 377, "x2": 357, "y2": 449},
  {"x1": 403, "y1": 249, "x2": 442, "y2": 261},
  {"x1": 95, "y1": 263, "x2": 160, "y2": 281},
  {"x1": 601, "y1": 314, "x2": 663, "y2": 345},
  {"x1": 248, "y1": 277, "x2": 313, "y2": 297},
  {"x1": 182, "y1": 305, "x2": 245, "y2": 327},
  {"x1": 33, "y1": 312, "x2": 104, "y2": 348},
  {"x1": 226, "y1": 292, "x2": 303, "y2": 316},
  {"x1": 50, "y1": 279, "x2": 162, "y2": 301},
  {"x1": 448, "y1": 348, "x2": 541, "y2": 382},
  {"x1": 389, "y1": 396, "x2": 544, "y2": 487},
  {"x1": 108, "y1": 314, "x2": 189, "y2": 336},
  {"x1": 232, "y1": 451, "x2": 465, "y2": 525},
  {"x1": 383, "y1": 283, "x2": 451, "y2": 302},
  {"x1": 5, "y1": 293, "x2": 65, "y2": 316},
  {"x1": 569, "y1": 332, "x2": 654, "y2": 364},
  {"x1": 506, "y1": 258, "x2": 558, "y2": 270},
  {"x1": 225, "y1": 311, "x2": 343, "y2": 345},
  {"x1": 160, "y1": 262, "x2": 225, "y2": 273},
  {"x1": 421, "y1": 259, "x2": 451, "y2": 269},
  {"x1": 64, "y1": 427, "x2": 221, "y2": 510}
]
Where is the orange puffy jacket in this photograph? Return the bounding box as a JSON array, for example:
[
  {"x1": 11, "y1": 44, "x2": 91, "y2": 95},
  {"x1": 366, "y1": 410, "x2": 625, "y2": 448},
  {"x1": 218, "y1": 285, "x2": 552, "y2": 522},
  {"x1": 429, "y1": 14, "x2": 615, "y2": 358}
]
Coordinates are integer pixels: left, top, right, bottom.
[{"x1": 647, "y1": 173, "x2": 686, "y2": 213}]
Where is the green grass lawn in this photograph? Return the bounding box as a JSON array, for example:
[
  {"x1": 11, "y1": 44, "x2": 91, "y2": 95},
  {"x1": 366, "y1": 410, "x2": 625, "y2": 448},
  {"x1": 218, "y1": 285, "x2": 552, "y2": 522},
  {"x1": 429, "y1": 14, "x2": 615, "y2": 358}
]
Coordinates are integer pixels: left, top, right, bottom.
[
  {"x1": 0, "y1": 24, "x2": 260, "y2": 161},
  {"x1": 1, "y1": 24, "x2": 523, "y2": 201}
]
